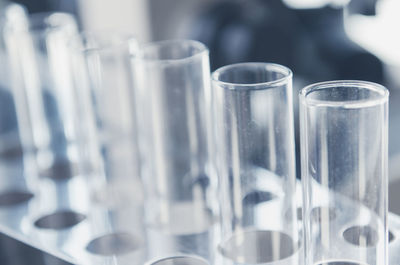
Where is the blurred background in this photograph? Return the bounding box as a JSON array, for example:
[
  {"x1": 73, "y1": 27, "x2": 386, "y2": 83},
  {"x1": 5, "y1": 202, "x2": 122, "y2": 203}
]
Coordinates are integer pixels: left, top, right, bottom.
[{"x1": 0, "y1": 0, "x2": 400, "y2": 262}]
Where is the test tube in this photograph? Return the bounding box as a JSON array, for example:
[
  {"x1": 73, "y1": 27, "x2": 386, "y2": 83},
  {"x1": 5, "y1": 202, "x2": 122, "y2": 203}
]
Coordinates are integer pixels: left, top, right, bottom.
[
  {"x1": 3, "y1": 11, "x2": 92, "y2": 250},
  {"x1": 0, "y1": 3, "x2": 26, "y2": 161},
  {"x1": 4, "y1": 12, "x2": 84, "y2": 181},
  {"x1": 211, "y1": 63, "x2": 299, "y2": 264},
  {"x1": 132, "y1": 40, "x2": 216, "y2": 260},
  {"x1": 70, "y1": 31, "x2": 146, "y2": 263},
  {"x1": 299, "y1": 81, "x2": 389, "y2": 265},
  {"x1": 0, "y1": 2, "x2": 35, "y2": 228}
]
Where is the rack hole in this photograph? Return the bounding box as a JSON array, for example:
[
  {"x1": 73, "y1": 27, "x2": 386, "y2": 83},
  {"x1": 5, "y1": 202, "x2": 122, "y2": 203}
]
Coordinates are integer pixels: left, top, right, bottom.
[
  {"x1": 219, "y1": 230, "x2": 297, "y2": 263},
  {"x1": 243, "y1": 191, "x2": 276, "y2": 205},
  {"x1": 34, "y1": 210, "x2": 86, "y2": 229},
  {"x1": 86, "y1": 232, "x2": 140, "y2": 256},
  {"x1": 0, "y1": 190, "x2": 34, "y2": 207},
  {"x1": 343, "y1": 225, "x2": 378, "y2": 247}
]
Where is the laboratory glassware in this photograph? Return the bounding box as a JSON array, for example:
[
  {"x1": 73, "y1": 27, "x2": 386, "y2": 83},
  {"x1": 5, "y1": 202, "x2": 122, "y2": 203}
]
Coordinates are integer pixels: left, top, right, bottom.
[
  {"x1": 132, "y1": 39, "x2": 217, "y2": 261},
  {"x1": 300, "y1": 80, "x2": 389, "y2": 265},
  {"x1": 211, "y1": 62, "x2": 300, "y2": 264},
  {"x1": 70, "y1": 31, "x2": 146, "y2": 264},
  {"x1": 3, "y1": 12, "x2": 93, "y2": 256},
  {"x1": 0, "y1": 2, "x2": 36, "y2": 231}
]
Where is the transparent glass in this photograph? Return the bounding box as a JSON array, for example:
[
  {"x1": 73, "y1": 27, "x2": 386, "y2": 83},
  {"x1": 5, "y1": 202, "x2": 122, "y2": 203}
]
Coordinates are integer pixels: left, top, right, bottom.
[
  {"x1": 4, "y1": 12, "x2": 84, "y2": 181},
  {"x1": 132, "y1": 40, "x2": 216, "y2": 261},
  {"x1": 74, "y1": 32, "x2": 141, "y2": 194},
  {"x1": 0, "y1": 2, "x2": 36, "y2": 228},
  {"x1": 70, "y1": 31, "x2": 146, "y2": 264},
  {"x1": 146, "y1": 255, "x2": 210, "y2": 265},
  {"x1": 211, "y1": 63, "x2": 299, "y2": 265},
  {"x1": 299, "y1": 81, "x2": 389, "y2": 265},
  {"x1": 0, "y1": 3, "x2": 26, "y2": 161},
  {"x1": 2, "y1": 12, "x2": 94, "y2": 260}
]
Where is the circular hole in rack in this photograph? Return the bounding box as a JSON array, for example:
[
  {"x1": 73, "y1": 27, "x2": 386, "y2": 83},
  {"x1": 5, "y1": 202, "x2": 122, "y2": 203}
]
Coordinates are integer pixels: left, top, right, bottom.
[
  {"x1": 243, "y1": 190, "x2": 277, "y2": 205},
  {"x1": 315, "y1": 261, "x2": 368, "y2": 265},
  {"x1": 219, "y1": 230, "x2": 297, "y2": 264},
  {"x1": 0, "y1": 190, "x2": 34, "y2": 207},
  {"x1": 343, "y1": 225, "x2": 379, "y2": 247},
  {"x1": 150, "y1": 256, "x2": 209, "y2": 265},
  {"x1": 389, "y1": 230, "x2": 395, "y2": 243},
  {"x1": 34, "y1": 210, "x2": 86, "y2": 229},
  {"x1": 311, "y1": 207, "x2": 337, "y2": 222},
  {"x1": 41, "y1": 160, "x2": 77, "y2": 180},
  {"x1": 86, "y1": 232, "x2": 141, "y2": 256}
]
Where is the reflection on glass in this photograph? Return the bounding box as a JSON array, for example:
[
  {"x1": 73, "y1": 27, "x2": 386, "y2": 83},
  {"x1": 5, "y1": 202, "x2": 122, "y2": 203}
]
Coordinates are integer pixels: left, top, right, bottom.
[
  {"x1": 70, "y1": 31, "x2": 146, "y2": 264},
  {"x1": 211, "y1": 63, "x2": 300, "y2": 264},
  {"x1": 300, "y1": 80, "x2": 389, "y2": 265},
  {"x1": 132, "y1": 40, "x2": 217, "y2": 261}
]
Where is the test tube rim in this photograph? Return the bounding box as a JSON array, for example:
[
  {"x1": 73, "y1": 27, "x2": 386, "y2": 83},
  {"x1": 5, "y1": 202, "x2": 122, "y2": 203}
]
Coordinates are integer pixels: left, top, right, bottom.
[
  {"x1": 133, "y1": 39, "x2": 209, "y2": 65},
  {"x1": 211, "y1": 62, "x2": 292, "y2": 90},
  {"x1": 145, "y1": 255, "x2": 209, "y2": 265},
  {"x1": 299, "y1": 80, "x2": 389, "y2": 109},
  {"x1": 70, "y1": 30, "x2": 138, "y2": 54}
]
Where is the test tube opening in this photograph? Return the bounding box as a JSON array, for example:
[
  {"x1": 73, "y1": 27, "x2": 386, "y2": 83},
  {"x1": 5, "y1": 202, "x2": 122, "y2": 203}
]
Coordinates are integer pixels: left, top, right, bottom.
[
  {"x1": 212, "y1": 62, "x2": 292, "y2": 87},
  {"x1": 148, "y1": 256, "x2": 209, "y2": 265},
  {"x1": 300, "y1": 80, "x2": 388, "y2": 107},
  {"x1": 138, "y1": 39, "x2": 208, "y2": 61}
]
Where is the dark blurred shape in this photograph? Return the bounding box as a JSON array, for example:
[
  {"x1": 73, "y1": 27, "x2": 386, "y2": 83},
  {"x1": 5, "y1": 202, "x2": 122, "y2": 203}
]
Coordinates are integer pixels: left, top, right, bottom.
[
  {"x1": 0, "y1": 88, "x2": 18, "y2": 134},
  {"x1": 40, "y1": 160, "x2": 78, "y2": 180},
  {"x1": 0, "y1": 232, "x2": 75, "y2": 265},
  {"x1": 348, "y1": 0, "x2": 378, "y2": 16},
  {"x1": 295, "y1": 6, "x2": 383, "y2": 83},
  {"x1": 242, "y1": 191, "x2": 276, "y2": 205},
  {"x1": 0, "y1": 190, "x2": 34, "y2": 207},
  {"x1": 188, "y1": 0, "x2": 383, "y2": 84},
  {"x1": 11, "y1": 0, "x2": 81, "y2": 28},
  {"x1": 0, "y1": 87, "x2": 22, "y2": 160},
  {"x1": 34, "y1": 210, "x2": 86, "y2": 230},
  {"x1": 12, "y1": 0, "x2": 79, "y2": 15}
]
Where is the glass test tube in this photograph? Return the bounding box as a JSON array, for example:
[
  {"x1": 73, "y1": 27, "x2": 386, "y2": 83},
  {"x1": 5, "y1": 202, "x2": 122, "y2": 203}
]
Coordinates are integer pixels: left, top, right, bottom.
[
  {"x1": 4, "y1": 12, "x2": 84, "y2": 181},
  {"x1": 4, "y1": 12, "x2": 92, "y2": 248},
  {"x1": 132, "y1": 40, "x2": 216, "y2": 260},
  {"x1": 211, "y1": 63, "x2": 299, "y2": 265},
  {"x1": 0, "y1": 2, "x2": 35, "y2": 228},
  {"x1": 0, "y1": 3, "x2": 26, "y2": 161},
  {"x1": 299, "y1": 81, "x2": 389, "y2": 265},
  {"x1": 71, "y1": 32, "x2": 146, "y2": 264}
]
